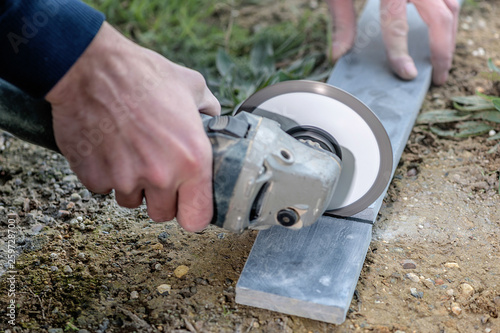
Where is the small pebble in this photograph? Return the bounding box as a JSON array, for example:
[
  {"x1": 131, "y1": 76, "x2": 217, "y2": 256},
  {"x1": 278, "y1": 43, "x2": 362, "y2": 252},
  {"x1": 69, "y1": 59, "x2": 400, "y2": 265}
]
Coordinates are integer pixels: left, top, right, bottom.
[
  {"x1": 174, "y1": 265, "x2": 189, "y2": 278},
  {"x1": 451, "y1": 302, "x2": 462, "y2": 315},
  {"x1": 50, "y1": 253, "x2": 58, "y2": 259},
  {"x1": 446, "y1": 289, "x2": 455, "y2": 296},
  {"x1": 157, "y1": 284, "x2": 171, "y2": 295},
  {"x1": 77, "y1": 252, "x2": 86, "y2": 259},
  {"x1": 158, "y1": 231, "x2": 170, "y2": 243},
  {"x1": 485, "y1": 328, "x2": 492, "y2": 333},
  {"x1": 50, "y1": 266, "x2": 58, "y2": 272},
  {"x1": 62, "y1": 175, "x2": 78, "y2": 182},
  {"x1": 435, "y1": 278, "x2": 445, "y2": 285},
  {"x1": 472, "y1": 47, "x2": 485, "y2": 57},
  {"x1": 410, "y1": 287, "x2": 423, "y2": 298},
  {"x1": 489, "y1": 130, "x2": 496, "y2": 137},
  {"x1": 63, "y1": 265, "x2": 73, "y2": 274},
  {"x1": 70, "y1": 193, "x2": 82, "y2": 202},
  {"x1": 406, "y1": 168, "x2": 417, "y2": 177},
  {"x1": 422, "y1": 278, "x2": 434, "y2": 289},
  {"x1": 460, "y1": 283, "x2": 474, "y2": 297},
  {"x1": 402, "y1": 259, "x2": 417, "y2": 269},
  {"x1": 31, "y1": 224, "x2": 44, "y2": 233},
  {"x1": 155, "y1": 263, "x2": 162, "y2": 271},
  {"x1": 79, "y1": 189, "x2": 92, "y2": 200},
  {"x1": 48, "y1": 329, "x2": 64, "y2": 333},
  {"x1": 406, "y1": 272, "x2": 420, "y2": 283},
  {"x1": 444, "y1": 262, "x2": 460, "y2": 268},
  {"x1": 58, "y1": 210, "x2": 71, "y2": 218},
  {"x1": 130, "y1": 291, "x2": 139, "y2": 299},
  {"x1": 151, "y1": 243, "x2": 164, "y2": 251}
]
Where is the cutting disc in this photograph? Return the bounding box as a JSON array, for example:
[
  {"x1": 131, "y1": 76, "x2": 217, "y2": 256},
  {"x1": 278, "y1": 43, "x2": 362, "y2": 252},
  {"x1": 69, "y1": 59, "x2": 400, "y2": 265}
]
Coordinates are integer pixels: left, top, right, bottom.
[{"x1": 236, "y1": 80, "x2": 393, "y2": 217}]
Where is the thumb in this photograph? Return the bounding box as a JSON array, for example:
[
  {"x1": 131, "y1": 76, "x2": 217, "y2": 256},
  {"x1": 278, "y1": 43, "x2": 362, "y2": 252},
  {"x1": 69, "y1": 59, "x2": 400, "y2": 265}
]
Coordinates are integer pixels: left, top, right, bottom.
[{"x1": 176, "y1": 174, "x2": 214, "y2": 232}]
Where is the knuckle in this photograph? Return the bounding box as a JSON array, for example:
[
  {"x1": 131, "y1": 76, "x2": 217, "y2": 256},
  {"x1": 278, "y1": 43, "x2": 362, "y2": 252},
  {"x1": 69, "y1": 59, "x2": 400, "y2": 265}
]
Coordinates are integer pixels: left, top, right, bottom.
[
  {"x1": 186, "y1": 69, "x2": 209, "y2": 91},
  {"x1": 432, "y1": 6, "x2": 454, "y2": 26},
  {"x1": 184, "y1": 141, "x2": 212, "y2": 174},
  {"x1": 386, "y1": 19, "x2": 409, "y2": 36},
  {"x1": 145, "y1": 165, "x2": 172, "y2": 189},
  {"x1": 112, "y1": 175, "x2": 136, "y2": 195},
  {"x1": 445, "y1": 0, "x2": 460, "y2": 15}
]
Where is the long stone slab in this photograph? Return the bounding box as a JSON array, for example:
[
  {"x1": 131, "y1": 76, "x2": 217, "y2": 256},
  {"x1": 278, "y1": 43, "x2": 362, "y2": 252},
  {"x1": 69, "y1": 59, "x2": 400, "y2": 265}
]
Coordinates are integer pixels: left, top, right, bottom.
[{"x1": 235, "y1": 0, "x2": 447, "y2": 324}]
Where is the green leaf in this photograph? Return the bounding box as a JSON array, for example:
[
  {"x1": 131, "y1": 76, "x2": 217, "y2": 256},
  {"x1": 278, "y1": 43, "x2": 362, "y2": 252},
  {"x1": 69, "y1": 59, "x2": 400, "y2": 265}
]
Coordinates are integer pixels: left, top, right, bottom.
[
  {"x1": 455, "y1": 121, "x2": 493, "y2": 138},
  {"x1": 451, "y1": 95, "x2": 490, "y2": 105},
  {"x1": 430, "y1": 122, "x2": 494, "y2": 138},
  {"x1": 471, "y1": 110, "x2": 500, "y2": 123},
  {"x1": 453, "y1": 101, "x2": 495, "y2": 112},
  {"x1": 430, "y1": 126, "x2": 458, "y2": 138},
  {"x1": 216, "y1": 48, "x2": 235, "y2": 77},
  {"x1": 416, "y1": 110, "x2": 470, "y2": 124},
  {"x1": 250, "y1": 39, "x2": 275, "y2": 76},
  {"x1": 452, "y1": 95, "x2": 495, "y2": 111},
  {"x1": 476, "y1": 92, "x2": 498, "y2": 101},
  {"x1": 488, "y1": 58, "x2": 500, "y2": 73},
  {"x1": 493, "y1": 99, "x2": 500, "y2": 112}
]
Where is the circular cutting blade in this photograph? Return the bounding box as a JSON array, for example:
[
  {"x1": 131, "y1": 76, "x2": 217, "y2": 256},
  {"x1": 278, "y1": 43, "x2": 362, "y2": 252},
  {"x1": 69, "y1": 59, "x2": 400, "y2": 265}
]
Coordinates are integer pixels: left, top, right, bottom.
[{"x1": 236, "y1": 80, "x2": 393, "y2": 217}]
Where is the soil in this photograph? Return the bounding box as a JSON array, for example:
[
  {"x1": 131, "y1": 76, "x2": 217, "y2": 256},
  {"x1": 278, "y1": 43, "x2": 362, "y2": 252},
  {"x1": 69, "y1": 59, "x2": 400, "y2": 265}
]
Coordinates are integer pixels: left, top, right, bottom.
[{"x1": 0, "y1": 1, "x2": 499, "y2": 332}]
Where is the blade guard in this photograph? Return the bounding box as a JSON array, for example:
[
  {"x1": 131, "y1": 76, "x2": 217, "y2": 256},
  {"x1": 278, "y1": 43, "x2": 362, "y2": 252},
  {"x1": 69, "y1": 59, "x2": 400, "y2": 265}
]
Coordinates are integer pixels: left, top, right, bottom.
[{"x1": 236, "y1": 80, "x2": 393, "y2": 217}]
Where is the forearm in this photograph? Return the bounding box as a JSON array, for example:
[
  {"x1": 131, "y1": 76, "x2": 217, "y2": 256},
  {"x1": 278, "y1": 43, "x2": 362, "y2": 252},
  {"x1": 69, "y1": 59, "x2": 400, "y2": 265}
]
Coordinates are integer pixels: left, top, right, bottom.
[{"x1": 0, "y1": 0, "x2": 105, "y2": 98}]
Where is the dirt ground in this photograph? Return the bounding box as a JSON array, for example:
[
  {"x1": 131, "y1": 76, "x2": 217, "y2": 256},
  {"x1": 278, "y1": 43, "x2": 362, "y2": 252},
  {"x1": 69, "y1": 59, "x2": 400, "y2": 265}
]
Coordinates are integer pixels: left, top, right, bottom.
[{"x1": 0, "y1": 1, "x2": 499, "y2": 332}]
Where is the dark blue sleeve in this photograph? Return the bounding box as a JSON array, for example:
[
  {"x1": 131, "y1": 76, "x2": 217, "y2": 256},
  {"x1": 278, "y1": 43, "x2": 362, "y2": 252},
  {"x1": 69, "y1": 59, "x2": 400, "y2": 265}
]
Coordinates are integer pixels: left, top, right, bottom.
[{"x1": 0, "y1": 0, "x2": 105, "y2": 98}]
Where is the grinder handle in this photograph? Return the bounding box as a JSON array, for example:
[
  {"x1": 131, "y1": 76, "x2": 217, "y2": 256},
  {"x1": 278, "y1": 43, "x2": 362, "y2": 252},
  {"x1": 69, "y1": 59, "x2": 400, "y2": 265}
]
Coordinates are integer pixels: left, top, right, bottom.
[{"x1": 0, "y1": 79, "x2": 59, "y2": 152}]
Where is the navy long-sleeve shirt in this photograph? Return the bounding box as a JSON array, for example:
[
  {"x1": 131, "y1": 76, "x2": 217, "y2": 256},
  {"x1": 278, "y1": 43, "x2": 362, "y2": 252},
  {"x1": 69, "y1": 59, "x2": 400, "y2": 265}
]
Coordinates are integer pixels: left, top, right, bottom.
[{"x1": 0, "y1": 0, "x2": 105, "y2": 98}]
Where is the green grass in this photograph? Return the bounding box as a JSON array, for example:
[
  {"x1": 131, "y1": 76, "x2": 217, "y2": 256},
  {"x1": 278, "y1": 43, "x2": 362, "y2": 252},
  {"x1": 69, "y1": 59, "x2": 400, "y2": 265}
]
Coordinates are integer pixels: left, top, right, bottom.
[{"x1": 85, "y1": 0, "x2": 332, "y2": 113}]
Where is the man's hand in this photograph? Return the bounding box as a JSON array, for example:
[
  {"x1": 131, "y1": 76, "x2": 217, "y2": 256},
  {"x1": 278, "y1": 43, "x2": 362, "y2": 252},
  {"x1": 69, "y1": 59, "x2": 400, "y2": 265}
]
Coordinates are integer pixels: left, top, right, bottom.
[
  {"x1": 46, "y1": 22, "x2": 221, "y2": 231},
  {"x1": 327, "y1": 0, "x2": 460, "y2": 85}
]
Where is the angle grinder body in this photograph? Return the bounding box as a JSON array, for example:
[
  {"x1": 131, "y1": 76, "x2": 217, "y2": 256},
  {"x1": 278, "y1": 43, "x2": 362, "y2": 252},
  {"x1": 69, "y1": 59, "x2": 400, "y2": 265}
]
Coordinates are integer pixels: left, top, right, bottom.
[{"x1": 204, "y1": 111, "x2": 342, "y2": 233}]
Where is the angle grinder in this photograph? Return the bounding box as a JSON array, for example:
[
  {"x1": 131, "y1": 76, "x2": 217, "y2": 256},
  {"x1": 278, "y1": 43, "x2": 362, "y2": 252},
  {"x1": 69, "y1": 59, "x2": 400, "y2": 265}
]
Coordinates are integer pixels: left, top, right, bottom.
[{"x1": 0, "y1": 79, "x2": 393, "y2": 233}]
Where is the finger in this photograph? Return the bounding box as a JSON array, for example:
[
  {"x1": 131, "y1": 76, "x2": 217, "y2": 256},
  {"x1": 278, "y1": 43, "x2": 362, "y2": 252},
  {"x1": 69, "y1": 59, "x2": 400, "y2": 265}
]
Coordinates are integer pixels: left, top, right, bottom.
[
  {"x1": 199, "y1": 87, "x2": 221, "y2": 117},
  {"x1": 144, "y1": 187, "x2": 177, "y2": 222},
  {"x1": 380, "y1": 0, "x2": 418, "y2": 80},
  {"x1": 69, "y1": 159, "x2": 113, "y2": 194},
  {"x1": 412, "y1": 0, "x2": 459, "y2": 85},
  {"x1": 176, "y1": 173, "x2": 213, "y2": 232},
  {"x1": 326, "y1": 0, "x2": 357, "y2": 61},
  {"x1": 115, "y1": 189, "x2": 144, "y2": 208}
]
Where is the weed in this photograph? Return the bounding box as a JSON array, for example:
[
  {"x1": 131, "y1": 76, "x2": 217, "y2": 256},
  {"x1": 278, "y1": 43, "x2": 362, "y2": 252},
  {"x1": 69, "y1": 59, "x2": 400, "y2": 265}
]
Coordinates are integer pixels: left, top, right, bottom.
[{"x1": 417, "y1": 59, "x2": 500, "y2": 151}]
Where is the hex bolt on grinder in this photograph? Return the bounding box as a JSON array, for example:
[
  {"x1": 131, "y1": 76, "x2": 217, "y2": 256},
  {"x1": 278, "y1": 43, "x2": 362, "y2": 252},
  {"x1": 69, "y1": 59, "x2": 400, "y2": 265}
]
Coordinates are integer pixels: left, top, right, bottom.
[{"x1": 0, "y1": 79, "x2": 392, "y2": 233}]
